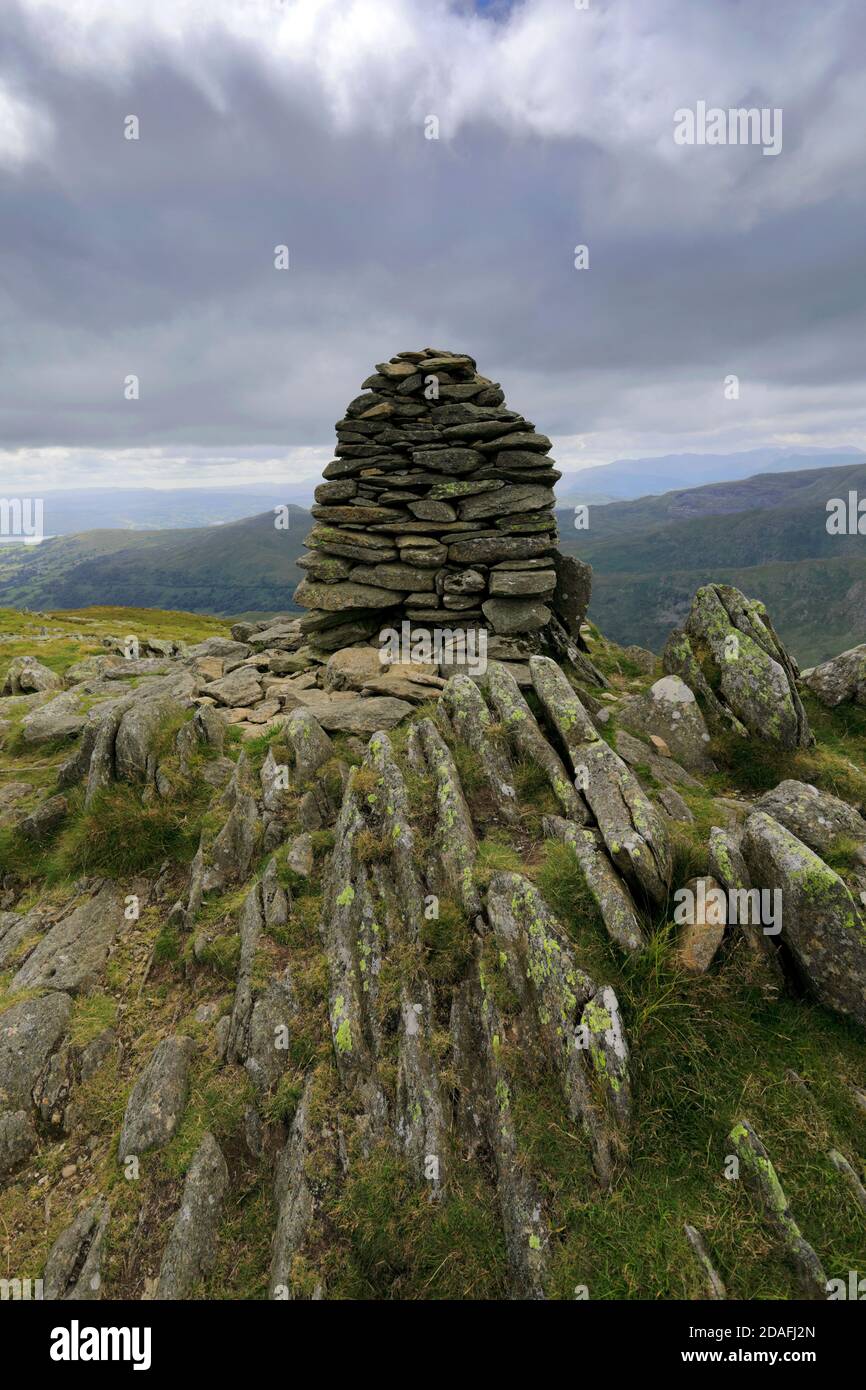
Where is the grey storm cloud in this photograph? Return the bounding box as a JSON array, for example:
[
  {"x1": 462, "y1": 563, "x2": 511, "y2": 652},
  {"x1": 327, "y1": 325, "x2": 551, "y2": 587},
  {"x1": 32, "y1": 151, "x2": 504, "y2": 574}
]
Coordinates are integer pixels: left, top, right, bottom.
[{"x1": 0, "y1": 0, "x2": 864, "y2": 488}]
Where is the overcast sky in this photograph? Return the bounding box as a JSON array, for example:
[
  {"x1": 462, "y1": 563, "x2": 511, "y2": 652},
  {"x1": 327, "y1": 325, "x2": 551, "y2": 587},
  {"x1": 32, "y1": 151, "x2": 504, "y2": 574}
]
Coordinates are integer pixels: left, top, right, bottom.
[{"x1": 1, "y1": 0, "x2": 864, "y2": 493}]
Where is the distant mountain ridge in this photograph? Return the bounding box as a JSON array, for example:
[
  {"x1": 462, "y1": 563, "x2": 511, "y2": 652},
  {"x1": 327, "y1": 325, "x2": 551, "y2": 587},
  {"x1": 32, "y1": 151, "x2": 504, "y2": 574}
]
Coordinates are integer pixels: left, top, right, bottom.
[
  {"x1": 10, "y1": 448, "x2": 863, "y2": 533},
  {"x1": 562, "y1": 446, "x2": 864, "y2": 503},
  {"x1": 20, "y1": 486, "x2": 313, "y2": 534}
]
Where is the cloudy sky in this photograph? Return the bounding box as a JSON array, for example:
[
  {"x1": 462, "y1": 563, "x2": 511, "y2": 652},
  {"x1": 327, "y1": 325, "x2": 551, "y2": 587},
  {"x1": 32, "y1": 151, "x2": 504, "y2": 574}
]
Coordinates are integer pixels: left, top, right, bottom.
[{"x1": 1, "y1": 0, "x2": 864, "y2": 494}]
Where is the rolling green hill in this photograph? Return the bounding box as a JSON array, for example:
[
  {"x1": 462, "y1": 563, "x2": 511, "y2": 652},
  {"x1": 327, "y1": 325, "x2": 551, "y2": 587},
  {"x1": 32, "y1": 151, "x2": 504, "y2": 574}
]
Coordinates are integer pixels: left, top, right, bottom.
[
  {"x1": 559, "y1": 461, "x2": 866, "y2": 665},
  {"x1": 0, "y1": 508, "x2": 309, "y2": 616}
]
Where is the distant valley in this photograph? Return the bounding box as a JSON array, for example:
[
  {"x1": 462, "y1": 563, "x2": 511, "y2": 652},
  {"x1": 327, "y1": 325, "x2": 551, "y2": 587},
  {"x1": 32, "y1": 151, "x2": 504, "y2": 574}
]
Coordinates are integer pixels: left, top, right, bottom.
[
  {"x1": 560, "y1": 459, "x2": 866, "y2": 665},
  {"x1": 1, "y1": 458, "x2": 864, "y2": 665}
]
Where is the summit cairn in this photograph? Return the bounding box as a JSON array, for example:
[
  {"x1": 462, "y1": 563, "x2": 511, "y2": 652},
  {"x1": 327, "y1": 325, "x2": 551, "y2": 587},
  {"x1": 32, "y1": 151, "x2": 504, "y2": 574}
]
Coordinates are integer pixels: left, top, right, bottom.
[{"x1": 293, "y1": 349, "x2": 592, "y2": 665}]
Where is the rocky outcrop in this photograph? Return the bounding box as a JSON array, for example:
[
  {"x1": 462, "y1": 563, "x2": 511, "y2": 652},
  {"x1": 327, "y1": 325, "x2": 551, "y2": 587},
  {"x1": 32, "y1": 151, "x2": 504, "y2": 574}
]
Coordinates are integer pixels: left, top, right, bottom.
[
  {"x1": 0, "y1": 1109, "x2": 37, "y2": 1176},
  {"x1": 487, "y1": 870, "x2": 630, "y2": 1185},
  {"x1": 683, "y1": 1224, "x2": 727, "y2": 1300},
  {"x1": 450, "y1": 969, "x2": 550, "y2": 1298},
  {"x1": 741, "y1": 811, "x2": 866, "y2": 1027},
  {"x1": 802, "y1": 644, "x2": 866, "y2": 708},
  {"x1": 269, "y1": 1075, "x2": 317, "y2": 1298},
  {"x1": 543, "y1": 816, "x2": 646, "y2": 954},
  {"x1": 441, "y1": 673, "x2": 519, "y2": 823},
  {"x1": 11, "y1": 883, "x2": 123, "y2": 994},
  {"x1": 156, "y1": 1133, "x2": 228, "y2": 1299},
  {"x1": 484, "y1": 661, "x2": 584, "y2": 819},
  {"x1": 411, "y1": 717, "x2": 480, "y2": 916},
  {"x1": 530, "y1": 658, "x2": 671, "y2": 906},
  {"x1": 118, "y1": 1035, "x2": 196, "y2": 1162},
  {"x1": 21, "y1": 690, "x2": 88, "y2": 745},
  {"x1": 0, "y1": 992, "x2": 72, "y2": 1110},
  {"x1": 43, "y1": 1199, "x2": 111, "y2": 1300},
  {"x1": 224, "y1": 860, "x2": 293, "y2": 1096},
  {"x1": 728, "y1": 1120, "x2": 827, "y2": 1298},
  {"x1": 1, "y1": 655, "x2": 62, "y2": 695},
  {"x1": 5, "y1": 599, "x2": 866, "y2": 1304},
  {"x1": 618, "y1": 675, "x2": 715, "y2": 774},
  {"x1": 675, "y1": 875, "x2": 727, "y2": 974},
  {"x1": 664, "y1": 584, "x2": 812, "y2": 749},
  {"x1": 755, "y1": 780, "x2": 866, "y2": 860}
]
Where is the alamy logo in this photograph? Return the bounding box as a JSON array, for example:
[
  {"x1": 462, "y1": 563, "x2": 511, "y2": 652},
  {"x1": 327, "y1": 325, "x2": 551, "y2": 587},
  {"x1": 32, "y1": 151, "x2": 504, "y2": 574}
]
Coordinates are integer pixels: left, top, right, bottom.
[
  {"x1": 826, "y1": 1271, "x2": 866, "y2": 1300},
  {"x1": 49, "y1": 1321, "x2": 152, "y2": 1371},
  {"x1": 0, "y1": 497, "x2": 44, "y2": 544},
  {"x1": 826, "y1": 491, "x2": 866, "y2": 535},
  {"x1": 0, "y1": 1276, "x2": 43, "y2": 1299},
  {"x1": 674, "y1": 102, "x2": 782, "y2": 157},
  {"x1": 673, "y1": 880, "x2": 782, "y2": 936},
  {"x1": 379, "y1": 621, "x2": 487, "y2": 676}
]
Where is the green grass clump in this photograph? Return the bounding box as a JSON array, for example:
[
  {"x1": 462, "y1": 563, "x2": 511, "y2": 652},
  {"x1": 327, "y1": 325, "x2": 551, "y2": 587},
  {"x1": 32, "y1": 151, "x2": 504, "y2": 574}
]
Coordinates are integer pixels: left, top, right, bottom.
[
  {"x1": 50, "y1": 786, "x2": 203, "y2": 877},
  {"x1": 822, "y1": 836, "x2": 864, "y2": 876},
  {"x1": 325, "y1": 1145, "x2": 508, "y2": 1300},
  {"x1": 160, "y1": 1059, "x2": 252, "y2": 1180},
  {"x1": 261, "y1": 1071, "x2": 305, "y2": 1127},
  {"x1": 69, "y1": 993, "x2": 118, "y2": 1047},
  {"x1": 196, "y1": 933, "x2": 241, "y2": 982},
  {"x1": 473, "y1": 836, "x2": 524, "y2": 889},
  {"x1": 421, "y1": 898, "x2": 472, "y2": 986}
]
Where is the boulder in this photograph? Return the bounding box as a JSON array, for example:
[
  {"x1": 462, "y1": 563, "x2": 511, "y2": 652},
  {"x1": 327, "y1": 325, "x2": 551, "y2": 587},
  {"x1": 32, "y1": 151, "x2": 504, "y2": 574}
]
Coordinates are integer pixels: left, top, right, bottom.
[
  {"x1": 43, "y1": 1199, "x2": 111, "y2": 1300},
  {"x1": 307, "y1": 696, "x2": 412, "y2": 734},
  {"x1": 202, "y1": 665, "x2": 264, "y2": 708},
  {"x1": 0, "y1": 1109, "x2": 37, "y2": 1176},
  {"x1": 0, "y1": 992, "x2": 72, "y2": 1109},
  {"x1": 20, "y1": 691, "x2": 88, "y2": 744},
  {"x1": 17, "y1": 793, "x2": 69, "y2": 843},
  {"x1": 284, "y1": 708, "x2": 335, "y2": 780},
  {"x1": 802, "y1": 644, "x2": 866, "y2": 707},
  {"x1": 665, "y1": 584, "x2": 811, "y2": 749},
  {"x1": 1, "y1": 655, "x2": 62, "y2": 695},
  {"x1": 741, "y1": 811, "x2": 866, "y2": 1027},
  {"x1": 755, "y1": 781, "x2": 866, "y2": 860},
  {"x1": 676, "y1": 876, "x2": 727, "y2": 974},
  {"x1": 322, "y1": 646, "x2": 385, "y2": 691},
  {"x1": 11, "y1": 884, "x2": 123, "y2": 994},
  {"x1": 618, "y1": 676, "x2": 715, "y2": 774}
]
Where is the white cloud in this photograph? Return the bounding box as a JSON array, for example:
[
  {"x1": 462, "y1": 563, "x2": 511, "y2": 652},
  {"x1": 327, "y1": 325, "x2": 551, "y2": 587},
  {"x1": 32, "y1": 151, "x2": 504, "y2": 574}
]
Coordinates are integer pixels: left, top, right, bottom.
[
  {"x1": 16, "y1": 0, "x2": 864, "y2": 226},
  {"x1": 0, "y1": 80, "x2": 52, "y2": 166}
]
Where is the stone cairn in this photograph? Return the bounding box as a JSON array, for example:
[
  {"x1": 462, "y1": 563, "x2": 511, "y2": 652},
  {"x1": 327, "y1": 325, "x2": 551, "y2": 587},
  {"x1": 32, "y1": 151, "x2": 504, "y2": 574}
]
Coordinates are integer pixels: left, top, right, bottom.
[{"x1": 293, "y1": 348, "x2": 592, "y2": 662}]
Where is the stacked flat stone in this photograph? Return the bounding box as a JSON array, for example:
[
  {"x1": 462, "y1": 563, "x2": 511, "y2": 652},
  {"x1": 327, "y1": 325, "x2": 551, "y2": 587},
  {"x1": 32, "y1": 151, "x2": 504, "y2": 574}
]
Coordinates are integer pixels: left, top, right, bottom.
[{"x1": 294, "y1": 349, "x2": 567, "y2": 650}]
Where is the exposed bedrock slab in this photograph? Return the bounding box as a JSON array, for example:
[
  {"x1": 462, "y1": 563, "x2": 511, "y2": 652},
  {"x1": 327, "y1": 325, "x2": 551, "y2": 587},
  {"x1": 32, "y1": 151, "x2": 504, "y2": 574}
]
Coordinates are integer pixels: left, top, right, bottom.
[
  {"x1": 0, "y1": 992, "x2": 72, "y2": 1110},
  {"x1": 11, "y1": 883, "x2": 123, "y2": 994},
  {"x1": 156, "y1": 1133, "x2": 228, "y2": 1299}
]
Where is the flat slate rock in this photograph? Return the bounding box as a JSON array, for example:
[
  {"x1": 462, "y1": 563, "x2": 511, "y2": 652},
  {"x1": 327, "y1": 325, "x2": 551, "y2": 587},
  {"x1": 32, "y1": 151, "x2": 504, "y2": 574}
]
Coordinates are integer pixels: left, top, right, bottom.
[
  {"x1": 11, "y1": 883, "x2": 123, "y2": 994},
  {"x1": 306, "y1": 695, "x2": 412, "y2": 734}
]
